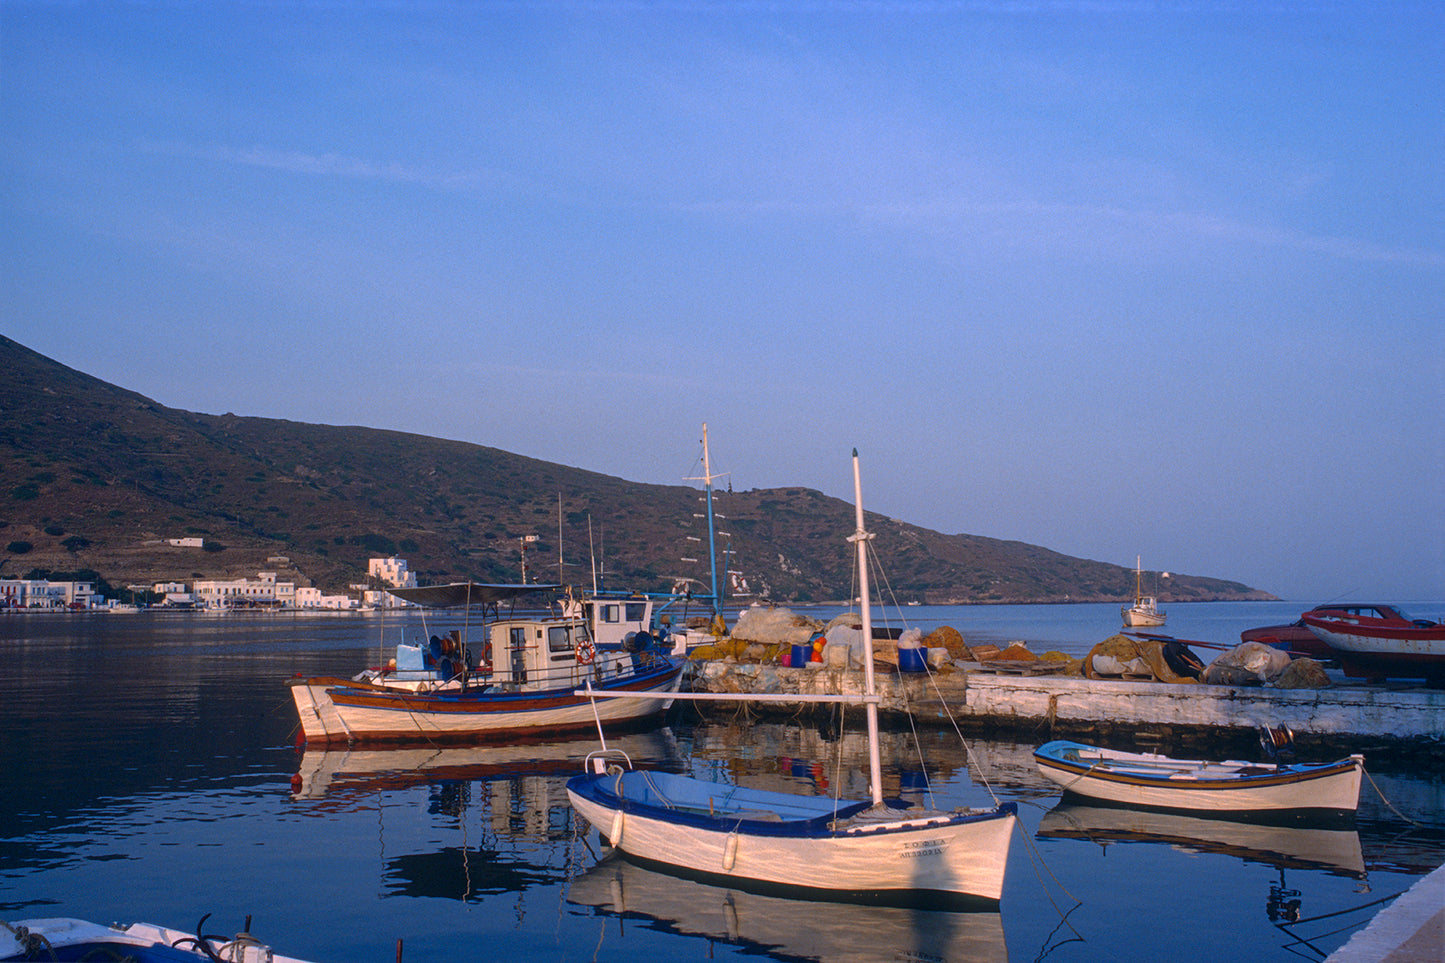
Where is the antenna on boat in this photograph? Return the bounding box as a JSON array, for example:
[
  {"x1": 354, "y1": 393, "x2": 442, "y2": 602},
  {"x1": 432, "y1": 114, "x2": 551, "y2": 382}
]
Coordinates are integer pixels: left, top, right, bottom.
[
  {"x1": 588, "y1": 516, "x2": 598, "y2": 593},
  {"x1": 850, "y1": 448, "x2": 885, "y2": 809}
]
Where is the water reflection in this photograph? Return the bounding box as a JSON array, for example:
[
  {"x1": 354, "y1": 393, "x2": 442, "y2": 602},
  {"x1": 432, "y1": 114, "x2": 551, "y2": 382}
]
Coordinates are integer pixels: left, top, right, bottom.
[
  {"x1": 568, "y1": 854, "x2": 1009, "y2": 963},
  {"x1": 291, "y1": 730, "x2": 685, "y2": 803},
  {"x1": 8, "y1": 610, "x2": 1442, "y2": 962},
  {"x1": 1036, "y1": 801, "x2": 1367, "y2": 878},
  {"x1": 289, "y1": 733, "x2": 687, "y2": 904}
]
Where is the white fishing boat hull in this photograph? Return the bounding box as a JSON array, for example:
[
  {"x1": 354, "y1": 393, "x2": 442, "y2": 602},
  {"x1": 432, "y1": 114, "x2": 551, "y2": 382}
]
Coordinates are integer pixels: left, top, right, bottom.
[
  {"x1": 1121, "y1": 598, "x2": 1166, "y2": 627},
  {"x1": 289, "y1": 658, "x2": 682, "y2": 745},
  {"x1": 567, "y1": 770, "x2": 1017, "y2": 905},
  {"x1": 1302, "y1": 614, "x2": 1445, "y2": 666},
  {"x1": 1034, "y1": 741, "x2": 1363, "y2": 816}
]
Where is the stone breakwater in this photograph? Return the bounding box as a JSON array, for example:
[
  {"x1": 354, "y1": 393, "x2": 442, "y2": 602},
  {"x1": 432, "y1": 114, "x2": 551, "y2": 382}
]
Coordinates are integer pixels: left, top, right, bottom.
[{"x1": 687, "y1": 661, "x2": 1445, "y2": 754}]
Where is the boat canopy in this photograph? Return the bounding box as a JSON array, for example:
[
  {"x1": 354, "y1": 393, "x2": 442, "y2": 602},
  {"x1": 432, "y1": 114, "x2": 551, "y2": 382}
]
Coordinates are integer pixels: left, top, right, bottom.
[{"x1": 387, "y1": 582, "x2": 561, "y2": 608}]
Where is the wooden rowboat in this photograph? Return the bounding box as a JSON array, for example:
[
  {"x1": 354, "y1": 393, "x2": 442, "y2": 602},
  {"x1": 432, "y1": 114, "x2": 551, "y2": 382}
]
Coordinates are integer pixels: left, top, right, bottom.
[{"x1": 1033, "y1": 740, "x2": 1363, "y2": 819}]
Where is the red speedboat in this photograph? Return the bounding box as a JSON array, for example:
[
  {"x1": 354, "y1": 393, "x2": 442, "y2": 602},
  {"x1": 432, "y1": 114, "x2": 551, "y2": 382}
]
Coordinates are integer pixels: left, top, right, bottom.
[
  {"x1": 1240, "y1": 604, "x2": 1380, "y2": 659},
  {"x1": 1300, "y1": 604, "x2": 1445, "y2": 683}
]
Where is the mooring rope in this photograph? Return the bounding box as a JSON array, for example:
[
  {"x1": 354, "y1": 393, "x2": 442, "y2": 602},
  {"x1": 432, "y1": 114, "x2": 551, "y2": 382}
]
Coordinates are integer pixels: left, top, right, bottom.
[{"x1": 1363, "y1": 764, "x2": 1421, "y2": 826}]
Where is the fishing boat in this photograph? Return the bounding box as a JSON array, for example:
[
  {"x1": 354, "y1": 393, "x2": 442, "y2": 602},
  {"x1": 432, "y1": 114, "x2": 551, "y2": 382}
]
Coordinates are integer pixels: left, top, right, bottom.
[
  {"x1": 566, "y1": 450, "x2": 1019, "y2": 908},
  {"x1": 1033, "y1": 740, "x2": 1364, "y2": 819},
  {"x1": 1300, "y1": 604, "x2": 1445, "y2": 683},
  {"x1": 2, "y1": 917, "x2": 313, "y2": 962},
  {"x1": 1121, "y1": 556, "x2": 1167, "y2": 627},
  {"x1": 288, "y1": 582, "x2": 684, "y2": 745}
]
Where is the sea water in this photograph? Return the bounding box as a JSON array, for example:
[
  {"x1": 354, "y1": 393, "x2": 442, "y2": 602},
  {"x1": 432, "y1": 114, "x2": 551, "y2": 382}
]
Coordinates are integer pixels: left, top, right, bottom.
[{"x1": 2, "y1": 604, "x2": 1441, "y2": 962}]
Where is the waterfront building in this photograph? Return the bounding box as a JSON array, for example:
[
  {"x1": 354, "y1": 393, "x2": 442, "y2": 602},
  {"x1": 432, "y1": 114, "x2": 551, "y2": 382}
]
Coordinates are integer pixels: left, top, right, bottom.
[
  {"x1": 194, "y1": 571, "x2": 297, "y2": 609},
  {"x1": 0, "y1": 578, "x2": 97, "y2": 609},
  {"x1": 367, "y1": 556, "x2": 417, "y2": 589}
]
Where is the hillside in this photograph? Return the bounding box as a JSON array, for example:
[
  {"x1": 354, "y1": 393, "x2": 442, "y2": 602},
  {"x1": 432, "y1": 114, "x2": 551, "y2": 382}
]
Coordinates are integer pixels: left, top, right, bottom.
[{"x1": 0, "y1": 335, "x2": 1274, "y2": 603}]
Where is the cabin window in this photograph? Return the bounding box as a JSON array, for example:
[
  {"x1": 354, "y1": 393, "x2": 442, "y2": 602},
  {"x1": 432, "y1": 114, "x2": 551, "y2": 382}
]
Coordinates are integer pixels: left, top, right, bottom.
[
  {"x1": 625, "y1": 602, "x2": 647, "y2": 622},
  {"x1": 601, "y1": 604, "x2": 619, "y2": 623},
  {"x1": 548, "y1": 624, "x2": 573, "y2": 654}
]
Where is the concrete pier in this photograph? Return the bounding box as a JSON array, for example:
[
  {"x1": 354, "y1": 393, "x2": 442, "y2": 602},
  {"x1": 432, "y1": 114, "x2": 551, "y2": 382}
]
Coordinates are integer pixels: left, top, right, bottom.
[
  {"x1": 688, "y1": 661, "x2": 1445, "y2": 750},
  {"x1": 1325, "y1": 863, "x2": 1444, "y2": 963}
]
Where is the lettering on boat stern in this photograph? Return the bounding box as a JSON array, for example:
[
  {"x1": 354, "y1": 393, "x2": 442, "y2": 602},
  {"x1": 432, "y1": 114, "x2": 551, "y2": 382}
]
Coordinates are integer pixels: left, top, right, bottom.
[{"x1": 899, "y1": 837, "x2": 947, "y2": 858}]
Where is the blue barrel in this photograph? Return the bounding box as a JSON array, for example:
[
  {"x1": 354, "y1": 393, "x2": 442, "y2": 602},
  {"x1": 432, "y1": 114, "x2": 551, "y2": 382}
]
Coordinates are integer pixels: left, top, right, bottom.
[
  {"x1": 791, "y1": 643, "x2": 814, "y2": 667},
  {"x1": 898, "y1": 645, "x2": 927, "y2": 672}
]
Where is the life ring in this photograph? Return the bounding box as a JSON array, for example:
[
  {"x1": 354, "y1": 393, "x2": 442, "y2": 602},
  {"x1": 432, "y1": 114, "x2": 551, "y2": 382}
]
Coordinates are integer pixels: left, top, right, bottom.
[{"x1": 576, "y1": 638, "x2": 597, "y2": 664}]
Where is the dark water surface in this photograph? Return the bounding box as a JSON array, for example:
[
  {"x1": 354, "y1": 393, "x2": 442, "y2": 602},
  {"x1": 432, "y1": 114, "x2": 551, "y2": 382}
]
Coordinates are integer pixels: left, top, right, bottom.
[{"x1": 3, "y1": 605, "x2": 1442, "y2": 962}]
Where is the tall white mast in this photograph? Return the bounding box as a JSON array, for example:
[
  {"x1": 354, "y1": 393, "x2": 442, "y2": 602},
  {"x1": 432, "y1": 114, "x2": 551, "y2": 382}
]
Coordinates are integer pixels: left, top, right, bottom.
[
  {"x1": 687, "y1": 423, "x2": 723, "y2": 622},
  {"x1": 850, "y1": 449, "x2": 885, "y2": 808}
]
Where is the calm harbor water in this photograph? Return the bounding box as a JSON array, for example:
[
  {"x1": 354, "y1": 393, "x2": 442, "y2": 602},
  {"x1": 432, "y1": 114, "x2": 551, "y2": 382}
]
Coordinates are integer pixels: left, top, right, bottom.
[{"x1": 4, "y1": 602, "x2": 1442, "y2": 962}]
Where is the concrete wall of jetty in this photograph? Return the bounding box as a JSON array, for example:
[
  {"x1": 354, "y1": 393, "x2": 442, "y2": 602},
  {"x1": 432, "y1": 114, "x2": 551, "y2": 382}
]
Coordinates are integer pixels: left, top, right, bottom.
[{"x1": 688, "y1": 661, "x2": 1445, "y2": 754}]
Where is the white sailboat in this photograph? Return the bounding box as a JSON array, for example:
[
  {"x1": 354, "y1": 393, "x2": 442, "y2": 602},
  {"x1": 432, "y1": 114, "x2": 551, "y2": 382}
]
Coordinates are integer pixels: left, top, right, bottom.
[
  {"x1": 566, "y1": 449, "x2": 1018, "y2": 907},
  {"x1": 1121, "y1": 555, "x2": 1167, "y2": 627}
]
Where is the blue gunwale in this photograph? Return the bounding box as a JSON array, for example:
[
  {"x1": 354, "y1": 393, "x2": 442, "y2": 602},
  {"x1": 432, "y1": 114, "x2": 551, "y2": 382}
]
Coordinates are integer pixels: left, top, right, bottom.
[{"x1": 568, "y1": 769, "x2": 1017, "y2": 839}]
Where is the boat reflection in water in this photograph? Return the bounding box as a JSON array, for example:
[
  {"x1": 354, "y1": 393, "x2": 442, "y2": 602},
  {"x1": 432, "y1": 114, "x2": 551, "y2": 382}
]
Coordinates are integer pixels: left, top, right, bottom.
[
  {"x1": 289, "y1": 732, "x2": 686, "y2": 903},
  {"x1": 567, "y1": 854, "x2": 1008, "y2": 963},
  {"x1": 291, "y1": 730, "x2": 685, "y2": 803},
  {"x1": 1035, "y1": 801, "x2": 1367, "y2": 879},
  {"x1": 1036, "y1": 800, "x2": 1377, "y2": 950}
]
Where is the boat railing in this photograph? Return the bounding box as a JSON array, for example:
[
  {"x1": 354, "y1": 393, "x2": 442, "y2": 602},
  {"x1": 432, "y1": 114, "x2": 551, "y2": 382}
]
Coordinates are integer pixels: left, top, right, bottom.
[{"x1": 584, "y1": 747, "x2": 634, "y2": 775}]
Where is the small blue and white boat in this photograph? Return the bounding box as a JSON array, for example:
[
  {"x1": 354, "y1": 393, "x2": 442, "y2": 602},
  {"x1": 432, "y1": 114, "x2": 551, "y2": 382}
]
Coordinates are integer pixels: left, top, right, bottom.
[
  {"x1": 1033, "y1": 740, "x2": 1364, "y2": 819},
  {"x1": 567, "y1": 449, "x2": 1018, "y2": 908}
]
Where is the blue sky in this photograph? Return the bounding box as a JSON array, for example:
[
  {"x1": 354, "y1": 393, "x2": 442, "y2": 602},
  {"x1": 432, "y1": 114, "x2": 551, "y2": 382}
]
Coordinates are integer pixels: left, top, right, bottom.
[{"x1": 3, "y1": 2, "x2": 1442, "y2": 601}]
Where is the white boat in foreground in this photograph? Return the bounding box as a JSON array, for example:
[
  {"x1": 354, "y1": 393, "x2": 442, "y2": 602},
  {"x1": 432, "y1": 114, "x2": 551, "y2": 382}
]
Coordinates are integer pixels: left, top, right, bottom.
[
  {"x1": 1033, "y1": 740, "x2": 1364, "y2": 818},
  {"x1": 2, "y1": 917, "x2": 312, "y2": 962},
  {"x1": 566, "y1": 449, "x2": 1018, "y2": 907}
]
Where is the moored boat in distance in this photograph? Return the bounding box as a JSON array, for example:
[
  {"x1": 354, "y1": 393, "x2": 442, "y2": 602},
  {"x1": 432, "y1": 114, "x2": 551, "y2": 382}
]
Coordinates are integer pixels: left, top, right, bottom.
[
  {"x1": 1033, "y1": 740, "x2": 1364, "y2": 820},
  {"x1": 1121, "y1": 556, "x2": 1167, "y2": 627},
  {"x1": 1300, "y1": 604, "x2": 1445, "y2": 684},
  {"x1": 288, "y1": 582, "x2": 683, "y2": 745}
]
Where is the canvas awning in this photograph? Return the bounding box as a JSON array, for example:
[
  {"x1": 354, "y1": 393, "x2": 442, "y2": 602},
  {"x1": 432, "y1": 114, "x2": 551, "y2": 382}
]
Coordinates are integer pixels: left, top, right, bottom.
[{"x1": 386, "y1": 582, "x2": 562, "y2": 608}]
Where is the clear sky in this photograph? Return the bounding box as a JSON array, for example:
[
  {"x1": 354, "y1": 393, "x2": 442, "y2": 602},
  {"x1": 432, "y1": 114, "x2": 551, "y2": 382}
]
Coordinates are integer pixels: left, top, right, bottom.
[{"x1": 3, "y1": 2, "x2": 1442, "y2": 602}]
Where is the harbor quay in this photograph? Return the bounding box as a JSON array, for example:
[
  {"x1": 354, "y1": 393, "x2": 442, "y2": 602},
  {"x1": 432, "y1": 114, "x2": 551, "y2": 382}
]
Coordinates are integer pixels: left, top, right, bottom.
[{"x1": 687, "y1": 661, "x2": 1445, "y2": 755}]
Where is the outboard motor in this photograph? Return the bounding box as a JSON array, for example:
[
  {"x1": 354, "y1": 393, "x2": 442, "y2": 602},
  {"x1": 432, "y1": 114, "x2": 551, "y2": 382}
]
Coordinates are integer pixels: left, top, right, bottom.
[{"x1": 1259, "y1": 724, "x2": 1296, "y2": 765}]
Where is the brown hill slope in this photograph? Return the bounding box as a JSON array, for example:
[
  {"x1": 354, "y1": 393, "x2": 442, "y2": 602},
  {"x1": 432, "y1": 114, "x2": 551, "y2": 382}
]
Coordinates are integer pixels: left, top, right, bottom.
[{"x1": 0, "y1": 335, "x2": 1273, "y2": 602}]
